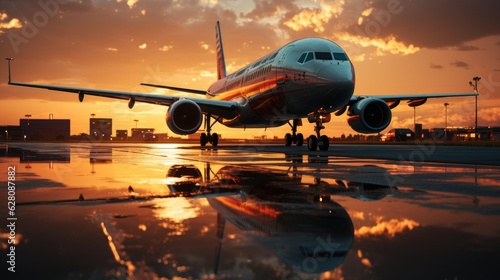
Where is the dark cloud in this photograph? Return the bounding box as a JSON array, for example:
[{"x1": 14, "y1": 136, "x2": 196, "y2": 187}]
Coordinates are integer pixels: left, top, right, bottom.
[
  {"x1": 3, "y1": 0, "x2": 497, "y2": 67},
  {"x1": 356, "y1": 0, "x2": 500, "y2": 48},
  {"x1": 0, "y1": 1, "x2": 274, "y2": 80},
  {"x1": 244, "y1": 0, "x2": 499, "y2": 51},
  {"x1": 0, "y1": 0, "x2": 497, "y2": 93},
  {"x1": 453, "y1": 45, "x2": 481, "y2": 51},
  {"x1": 430, "y1": 63, "x2": 444, "y2": 70},
  {"x1": 450, "y1": 60, "x2": 470, "y2": 69}
]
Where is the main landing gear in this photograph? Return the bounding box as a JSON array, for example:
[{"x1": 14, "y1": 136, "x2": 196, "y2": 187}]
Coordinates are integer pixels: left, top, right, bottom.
[
  {"x1": 285, "y1": 119, "x2": 304, "y2": 147},
  {"x1": 306, "y1": 110, "x2": 331, "y2": 151},
  {"x1": 200, "y1": 114, "x2": 219, "y2": 147}
]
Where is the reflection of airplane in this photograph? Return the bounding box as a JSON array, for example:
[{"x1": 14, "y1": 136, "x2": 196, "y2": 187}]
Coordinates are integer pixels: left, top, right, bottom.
[
  {"x1": 206, "y1": 166, "x2": 397, "y2": 274},
  {"x1": 6, "y1": 22, "x2": 476, "y2": 150},
  {"x1": 165, "y1": 164, "x2": 203, "y2": 194}
]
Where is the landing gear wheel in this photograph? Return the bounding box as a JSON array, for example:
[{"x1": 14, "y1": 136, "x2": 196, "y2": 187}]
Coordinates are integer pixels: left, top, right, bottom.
[
  {"x1": 211, "y1": 133, "x2": 219, "y2": 147},
  {"x1": 285, "y1": 133, "x2": 292, "y2": 146},
  {"x1": 308, "y1": 135, "x2": 318, "y2": 151},
  {"x1": 306, "y1": 109, "x2": 332, "y2": 151},
  {"x1": 203, "y1": 114, "x2": 221, "y2": 147},
  {"x1": 296, "y1": 133, "x2": 304, "y2": 146},
  {"x1": 200, "y1": 133, "x2": 208, "y2": 146},
  {"x1": 319, "y1": 135, "x2": 329, "y2": 151},
  {"x1": 285, "y1": 119, "x2": 304, "y2": 148}
]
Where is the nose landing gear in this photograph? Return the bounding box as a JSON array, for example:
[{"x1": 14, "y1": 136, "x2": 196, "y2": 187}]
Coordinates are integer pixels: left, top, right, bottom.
[
  {"x1": 307, "y1": 110, "x2": 331, "y2": 151},
  {"x1": 283, "y1": 111, "x2": 331, "y2": 151}
]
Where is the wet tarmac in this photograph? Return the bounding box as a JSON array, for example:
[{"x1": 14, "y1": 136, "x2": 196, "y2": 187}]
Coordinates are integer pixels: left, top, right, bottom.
[{"x1": 1, "y1": 142, "x2": 500, "y2": 280}]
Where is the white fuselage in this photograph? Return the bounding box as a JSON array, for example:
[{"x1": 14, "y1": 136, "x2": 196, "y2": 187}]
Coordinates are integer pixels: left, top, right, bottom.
[{"x1": 207, "y1": 38, "x2": 356, "y2": 128}]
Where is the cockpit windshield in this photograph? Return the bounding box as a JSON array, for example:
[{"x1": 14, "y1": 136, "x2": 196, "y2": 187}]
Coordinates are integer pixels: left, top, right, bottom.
[
  {"x1": 297, "y1": 51, "x2": 347, "y2": 64},
  {"x1": 332, "y1": 52, "x2": 348, "y2": 61},
  {"x1": 314, "y1": 52, "x2": 333, "y2": 60}
]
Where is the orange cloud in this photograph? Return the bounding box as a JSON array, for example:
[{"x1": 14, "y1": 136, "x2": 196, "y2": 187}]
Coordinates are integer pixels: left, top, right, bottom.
[
  {"x1": 357, "y1": 249, "x2": 373, "y2": 268},
  {"x1": 349, "y1": 210, "x2": 366, "y2": 220},
  {"x1": 199, "y1": 41, "x2": 210, "y2": 50},
  {"x1": 0, "y1": 12, "x2": 21, "y2": 33},
  {"x1": 127, "y1": 0, "x2": 139, "y2": 9},
  {"x1": 116, "y1": 0, "x2": 140, "y2": 9},
  {"x1": 480, "y1": 107, "x2": 500, "y2": 123},
  {"x1": 355, "y1": 218, "x2": 420, "y2": 238},
  {"x1": 337, "y1": 33, "x2": 420, "y2": 57},
  {"x1": 158, "y1": 45, "x2": 173, "y2": 52},
  {"x1": 284, "y1": 0, "x2": 345, "y2": 33}
]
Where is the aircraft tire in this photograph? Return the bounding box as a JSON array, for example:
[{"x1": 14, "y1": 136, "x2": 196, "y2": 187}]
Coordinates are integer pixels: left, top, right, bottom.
[
  {"x1": 308, "y1": 135, "x2": 318, "y2": 151},
  {"x1": 212, "y1": 133, "x2": 219, "y2": 147},
  {"x1": 285, "y1": 133, "x2": 292, "y2": 146},
  {"x1": 319, "y1": 135, "x2": 329, "y2": 151},
  {"x1": 200, "y1": 133, "x2": 208, "y2": 146},
  {"x1": 297, "y1": 133, "x2": 304, "y2": 146}
]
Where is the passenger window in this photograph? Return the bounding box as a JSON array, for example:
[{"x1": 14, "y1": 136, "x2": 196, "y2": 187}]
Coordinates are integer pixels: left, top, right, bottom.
[
  {"x1": 304, "y1": 52, "x2": 314, "y2": 63},
  {"x1": 297, "y1": 53, "x2": 307, "y2": 64},
  {"x1": 333, "y1": 52, "x2": 348, "y2": 61}
]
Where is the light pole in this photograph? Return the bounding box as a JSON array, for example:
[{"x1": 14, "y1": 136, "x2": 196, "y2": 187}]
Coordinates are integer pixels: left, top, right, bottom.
[
  {"x1": 24, "y1": 114, "x2": 32, "y2": 140},
  {"x1": 5, "y1": 58, "x2": 13, "y2": 82},
  {"x1": 134, "y1": 119, "x2": 138, "y2": 128},
  {"x1": 469, "y1": 77, "x2": 480, "y2": 141},
  {"x1": 413, "y1": 107, "x2": 416, "y2": 128},
  {"x1": 25, "y1": 114, "x2": 32, "y2": 125},
  {"x1": 91, "y1": 113, "x2": 96, "y2": 119},
  {"x1": 444, "y1": 103, "x2": 449, "y2": 140}
]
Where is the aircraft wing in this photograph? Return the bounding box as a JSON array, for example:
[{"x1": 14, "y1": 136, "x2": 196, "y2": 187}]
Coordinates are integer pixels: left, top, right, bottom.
[
  {"x1": 140, "y1": 82, "x2": 207, "y2": 95},
  {"x1": 8, "y1": 81, "x2": 240, "y2": 119},
  {"x1": 350, "y1": 92, "x2": 477, "y2": 103},
  {"x1": 350, "y1": 92, "x2": 477, "y2": 105}
]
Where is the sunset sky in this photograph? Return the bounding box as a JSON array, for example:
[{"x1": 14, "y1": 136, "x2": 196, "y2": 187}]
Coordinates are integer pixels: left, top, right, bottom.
[{"x1": 1, "y1": 0, "x2": 499, "y2": 139}]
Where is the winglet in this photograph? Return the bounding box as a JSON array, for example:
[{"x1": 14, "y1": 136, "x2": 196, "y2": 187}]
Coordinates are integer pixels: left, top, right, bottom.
[
  {"x1": 215, "y1": 21, "x2": 227, "y2": 80},
  {"x1": 5, "y1": 58, "x2": 13, "y2": 83}
]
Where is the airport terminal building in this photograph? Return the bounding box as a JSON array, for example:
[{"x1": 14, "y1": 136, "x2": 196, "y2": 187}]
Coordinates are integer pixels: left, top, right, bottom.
[
  {"x1": 19, "y1": 118, "x2": 70, "y2": 140},
  {"x1": 90, "y1": 118, "x2": 112, "y2": 141}
]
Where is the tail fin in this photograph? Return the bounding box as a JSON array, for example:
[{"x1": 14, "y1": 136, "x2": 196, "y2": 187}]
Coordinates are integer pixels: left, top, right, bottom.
[{"x1": 215, "y1": 21, "x2": 227, "y2": 80}]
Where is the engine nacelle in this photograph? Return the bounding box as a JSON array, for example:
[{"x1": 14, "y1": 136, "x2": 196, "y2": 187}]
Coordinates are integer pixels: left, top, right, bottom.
[
  {"x1": 166, "y1": 99, "x2": 203, "y2": 135},
  {"x1": 347, "y1": 98, "x2": 392, "y2": 133}
]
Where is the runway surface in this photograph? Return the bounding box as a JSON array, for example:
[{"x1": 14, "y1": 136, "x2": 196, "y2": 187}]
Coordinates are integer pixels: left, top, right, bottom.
[
  {"x1": 198, "y1": 142, "x2": 500, "y2": 165},
  {"x1": 1, "y1": 142, "x2": 499, "y2": 279}
]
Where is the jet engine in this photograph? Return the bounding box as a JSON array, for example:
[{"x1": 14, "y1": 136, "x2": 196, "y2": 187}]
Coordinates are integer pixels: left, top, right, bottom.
[
  {"x1": 166, "y1": 99, "x2": 203, "y2": 135},
  {"x1": 347, "y1": 98, "x2": 391, "y2": 133}
]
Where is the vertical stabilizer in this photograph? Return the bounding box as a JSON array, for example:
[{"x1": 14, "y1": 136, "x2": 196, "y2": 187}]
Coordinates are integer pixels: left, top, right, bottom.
[{"x1": 215, "y1": 21, "x2": 227, "y2": 80}]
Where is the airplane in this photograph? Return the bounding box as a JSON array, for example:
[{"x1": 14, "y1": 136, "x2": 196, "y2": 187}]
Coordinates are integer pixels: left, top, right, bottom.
[
  {"x1": 5, "y1": 21, "x2": 477, "y2": 150},
  {"x1": 208, "y1": 166, "x2": 355, "y2": 274}
]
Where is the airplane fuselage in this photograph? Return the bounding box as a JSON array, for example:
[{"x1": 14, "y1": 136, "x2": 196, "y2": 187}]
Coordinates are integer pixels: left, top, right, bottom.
[{"x1": 207, "y1": 38, "x2": 356, "y2": 128}]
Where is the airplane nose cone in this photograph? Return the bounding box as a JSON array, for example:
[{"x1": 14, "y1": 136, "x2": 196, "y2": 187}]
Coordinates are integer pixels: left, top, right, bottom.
[
  {"x1": 316, "y1": 62, "x2": 354, "y2": 85},
  {"x1": 316, "y1": 62, "x2": 355, "y2": 107}
]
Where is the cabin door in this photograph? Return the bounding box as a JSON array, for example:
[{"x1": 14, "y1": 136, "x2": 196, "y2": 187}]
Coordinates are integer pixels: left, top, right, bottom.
[{"x1": 276, "y1": 46, "x2": 293, "y2": 86}]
